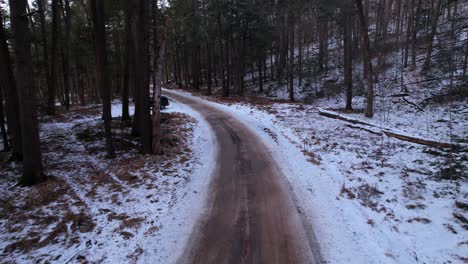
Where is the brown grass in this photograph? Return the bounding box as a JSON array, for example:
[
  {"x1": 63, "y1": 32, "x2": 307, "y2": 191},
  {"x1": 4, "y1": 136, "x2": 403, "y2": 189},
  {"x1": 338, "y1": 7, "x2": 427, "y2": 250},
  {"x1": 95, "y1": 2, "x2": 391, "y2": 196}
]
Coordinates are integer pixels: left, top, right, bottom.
[
  {"x1": 407, "y1": 217, "x2": 431, "y2": 224},
  {"x1": 120, "y1": 217, "x2": 145, "y2": 229},
  {"x1": 340, "y1": 184, "x2": 356, "y2": 199}
]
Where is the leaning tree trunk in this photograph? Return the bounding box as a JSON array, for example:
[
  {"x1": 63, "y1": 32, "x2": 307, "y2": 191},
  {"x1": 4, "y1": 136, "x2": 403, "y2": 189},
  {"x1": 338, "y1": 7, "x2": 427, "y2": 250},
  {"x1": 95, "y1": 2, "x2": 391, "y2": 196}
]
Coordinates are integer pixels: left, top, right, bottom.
[
  {"x1": 354, "y1": 0, "x2": 374, "y2": 117},
  {"x1": 9, "y1": 0, "x2": 45, "y2": 185},
  {"x1": 90, "y1": 0, "x2": 115, "y2": 158}
]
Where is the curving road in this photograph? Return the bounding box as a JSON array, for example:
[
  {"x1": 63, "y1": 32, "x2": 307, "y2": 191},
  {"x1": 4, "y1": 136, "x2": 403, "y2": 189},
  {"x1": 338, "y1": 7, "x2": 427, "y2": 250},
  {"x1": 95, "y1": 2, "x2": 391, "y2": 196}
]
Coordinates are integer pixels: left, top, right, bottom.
[{"x1": 165, "y1": 90, "x2": 318, "y2": 264}]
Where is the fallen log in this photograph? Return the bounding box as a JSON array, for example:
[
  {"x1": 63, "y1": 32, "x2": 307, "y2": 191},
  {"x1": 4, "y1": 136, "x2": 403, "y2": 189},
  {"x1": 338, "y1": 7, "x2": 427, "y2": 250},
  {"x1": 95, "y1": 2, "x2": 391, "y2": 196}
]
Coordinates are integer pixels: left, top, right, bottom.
[
  {"x1": 318, "y1": 108, "x2": 465, "y2": 151},
  {"x1": 318, "y1": 109, "x2": 370, "y2": 126},
  {"x1": 382, "y1": 130, "x2": 458, "y2": 149},
  {"x1": 346, "y1": 124, "x2": 382, "y2": 135}
]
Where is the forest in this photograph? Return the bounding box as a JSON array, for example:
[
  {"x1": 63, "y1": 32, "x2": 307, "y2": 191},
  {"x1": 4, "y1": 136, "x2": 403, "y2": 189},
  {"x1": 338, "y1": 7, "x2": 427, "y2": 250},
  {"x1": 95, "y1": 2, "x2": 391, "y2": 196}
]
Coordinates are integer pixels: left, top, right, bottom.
[{"x1": 0, "y1": 0, "x2": 467, "y2": 263}]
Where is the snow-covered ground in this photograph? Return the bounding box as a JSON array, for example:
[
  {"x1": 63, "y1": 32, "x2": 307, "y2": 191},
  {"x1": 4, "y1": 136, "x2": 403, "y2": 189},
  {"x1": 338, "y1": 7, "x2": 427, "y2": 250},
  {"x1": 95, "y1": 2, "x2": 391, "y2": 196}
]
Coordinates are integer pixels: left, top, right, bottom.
[
  {"x1": 164, "y1": 88, "x2": 468, "y2": 264},
  {"x1": 0, "y1": 100, "x2": 215, "y2": 263}
]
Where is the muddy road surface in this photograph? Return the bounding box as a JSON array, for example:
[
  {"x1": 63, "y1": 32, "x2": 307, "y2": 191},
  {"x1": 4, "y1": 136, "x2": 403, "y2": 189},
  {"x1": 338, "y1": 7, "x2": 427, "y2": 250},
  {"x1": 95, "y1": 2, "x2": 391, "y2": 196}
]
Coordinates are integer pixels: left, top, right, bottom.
[{"x1": 165, "y1": 90, "x2": 319, "y2": 264}]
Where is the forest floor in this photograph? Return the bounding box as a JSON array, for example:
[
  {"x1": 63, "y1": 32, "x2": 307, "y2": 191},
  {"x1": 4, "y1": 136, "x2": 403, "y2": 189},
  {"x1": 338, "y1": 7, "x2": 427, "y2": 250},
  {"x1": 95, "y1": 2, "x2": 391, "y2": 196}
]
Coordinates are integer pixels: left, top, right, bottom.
[
  {"x1": 165, "y1": 88, "x2": 468, "y2": 264},
  {"x1": 0, "y1": 100, "x2": 214, "y2": 263},
  {"x1": 1, "y1": 86, "x2": 466, "y2": 263}
]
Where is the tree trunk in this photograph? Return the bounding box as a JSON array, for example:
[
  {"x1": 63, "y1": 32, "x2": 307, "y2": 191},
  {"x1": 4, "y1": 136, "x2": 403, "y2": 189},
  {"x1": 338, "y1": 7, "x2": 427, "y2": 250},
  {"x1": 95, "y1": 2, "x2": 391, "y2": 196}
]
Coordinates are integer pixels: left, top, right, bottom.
[
  {"x1": 90, "y1": 0, "x2": 115, "y2": 158},
  {"x1": 152, "y1": 17, "x2": 167, "y2": 154},
  {"x1": 62, "y1": 0, "x2": 71, "y2": 109},
  {"x1": 0, "y1": 89, "x2": 9, "y2": 151},
  {"x1": 288, "y1": 12, "x2": 295, "y2": 102},
  {"x1": 9, "y1": 0, "x2": 45, "y2": 185},
  {"x1": 298, "y1": 18, "x2": 303, "y2": 88},
  {"x1": 411, "y1": 0, "x2": 421, "y2": 68},
  {"x1": 49, "y1": 0, "x2": 60, "y2": 115},
  {"x1": 36, "y1": 0, "x2": 52, "y2": 110},
  {"x1": 0, "y1": 11, "x2": 22, "y2": 159},
  {"x1": 463, "y1": 29, "x2": 468, "y2": 82},
  {"x1": 258, "y1": 49, "x2": 263, "y2": 93},
  {"x1": 354, "y1": 0, "x2": 374, "y2": 117},
  {"x1": 131, "y1": 0, "x2": 152, "y2": 153},
  {"x1": 344, "y1": 2, "x2": 353, "y2": 110},
  {"x1": 122, "y1": 6, "x2": 131, "y2": 122},
  {"x1": 404, "y1": 0, "x2": 414, "y2": 68},
  {"x1": 218, "y1": 10, "x2": 228, "y2": 97},
  {"x1": 423, "y1": 0, "x2": 442, "y2": 71}
]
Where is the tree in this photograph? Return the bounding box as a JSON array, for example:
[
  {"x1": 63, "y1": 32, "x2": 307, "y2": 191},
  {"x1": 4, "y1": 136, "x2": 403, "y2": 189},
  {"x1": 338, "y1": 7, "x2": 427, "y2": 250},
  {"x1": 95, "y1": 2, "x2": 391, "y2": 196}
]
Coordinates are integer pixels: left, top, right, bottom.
[
  {"x1": 9, "y1": 0, "x2": 45, "y2": 185},
  {"x1": 130, "y1": 0, "x2": 152, "y2": 153},
  {"x1": 152, "y1": 16, "x2": 168, "y2": 154},
  {"x1": 0, "y1": 85, "x2": 8, "y2": 151},
  {"x1": 354, "y1": 0, "x2": 374, "y2": 117},
  {"x1": 0, "y1": 10, "x2": 22, "y2": 159},
  {"x1": 288, "y1": 10, "x2": 295, "y2": 101},
  {"x1": 61, "y1": 0, "x2": 72, "y2": 109},
  {"x1": 90, "y1": 0, "x2": 115, "y2": 158},
  {"x1": 36, "y1": 0, "x2": 52, "y2": 110},
  {"x1": 343, "y1": 0, "x2": 353, "y2": 110},
  {"x1": 422, "y1": 0, "x2": 442, "y2": 71},
  {"x1": 48, "y1": 0, "x2": 60, "y2": 115},
  {"x1": 122, "y1": 3, "x2": 132, "y2": 122}
]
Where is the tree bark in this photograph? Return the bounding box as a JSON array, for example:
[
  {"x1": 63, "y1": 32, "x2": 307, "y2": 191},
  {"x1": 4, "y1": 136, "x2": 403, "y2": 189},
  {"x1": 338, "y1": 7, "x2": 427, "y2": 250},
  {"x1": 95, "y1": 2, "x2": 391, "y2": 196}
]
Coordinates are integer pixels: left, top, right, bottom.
[{"x1": 9, "y1": 0, "x2": 45, "y2": 185}]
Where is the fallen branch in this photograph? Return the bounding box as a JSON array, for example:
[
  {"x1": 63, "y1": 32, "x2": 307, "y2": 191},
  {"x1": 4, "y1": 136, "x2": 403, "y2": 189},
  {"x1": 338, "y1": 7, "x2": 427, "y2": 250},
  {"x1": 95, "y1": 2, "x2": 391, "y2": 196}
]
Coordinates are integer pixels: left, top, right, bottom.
[{"x1": 401, "y1": 97, "x2": 425, "y2": 112}]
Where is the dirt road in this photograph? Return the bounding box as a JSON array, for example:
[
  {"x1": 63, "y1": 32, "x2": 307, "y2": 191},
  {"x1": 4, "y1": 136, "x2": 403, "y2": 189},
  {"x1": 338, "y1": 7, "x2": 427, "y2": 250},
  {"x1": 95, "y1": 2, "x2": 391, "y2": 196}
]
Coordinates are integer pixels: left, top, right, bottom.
[{"x1": 165, "y1": 90, "x2": 318, "y2": 264}]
